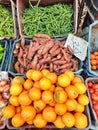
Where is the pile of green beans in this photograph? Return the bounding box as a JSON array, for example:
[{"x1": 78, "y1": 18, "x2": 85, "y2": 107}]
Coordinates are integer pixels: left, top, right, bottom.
[
  {"x1": 0, "y1": 5, "x2": 14, "y2": 37},
  {"x1": 22, "y1": 3, "x2": 74, "y2": 37}
]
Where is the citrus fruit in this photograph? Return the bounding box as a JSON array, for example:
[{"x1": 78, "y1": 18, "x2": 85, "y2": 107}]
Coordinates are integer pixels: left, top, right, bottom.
[
  {"x1": 46, "y1": 72, "x2": 57, "y2": 84},
  {"x1": 16, "y1": 106, "x2": 22, "y2": 113},
  {"x1": 18, "y1": 91, "x2": 32, "y2": 105},
  {"x1": 54, "y1": 116, "x2": 65, "y2": 129},
  {"x1": 31, "y1": 70, "x2": 42, "y2": 81},
  {"x1": 58, "y1": 74, "x2": 71, "y2": 87},
  {"x1": 65, "y1": 99, "x2": 77, "y2": 111},
  {"x1": 33, "y1": 81, "x2": 40, "y2": 89},
  {"x1": 78, "y1": 94, "x2": 89, "y2": 105},
  {"x1": 74, "y1": 112, "x2": 88, "y2": 129},
  {"x1": 33, "y1": 114, "x2": 47, "y2": 128},
  {"x1": 55, "y1": 86, "x2": 64, "y2": 92},
  {"x1": 42, "y1": 90, "x2": 53, "y2": 104},
  {"x1": 49, "y1": 84, "x2": 55, "y2": 92},
  {"x1": 26, "y1": 69, "x2": 34, "y2": 79},
  {"x1": 29, "y1": 87, "x2": 41, "y2": 101},
  {"x1": 71, "y1": 76, "x2": 82, "y2": 85},
  {"x1": 27, "y1": 119, "x2": 33, "y2": 125},
  {"x1": 3, "y1": 105, "x2": 16, "y2": 119},
  {"x1": 34, "y1": 100, "x2": 46, "y2": 112},
  {"x1": 41, "y1": 69, "x2": 50, "y2": 77},
  {"x1": 54, "y1": 90, "x2": 67, "y2": 103},
  {"x1": 62, "y1": 112, "x2": 75, "y2": 128},
  {"x1": 12, "y1": 76, "x2": 25, "y2": 85},
  {"x1": 75, "y1": 103, "x2": 85, "y2": 113},
  {"x1": 39, "y1": 77, "x2": 52, "y2": 90},
  {"x1": 21, "y1": 106, "x2": 36, "y2": 121},
  {"x1": 42, "y1": 106, "x2": 56, "y2": 122},
  {"x1": 11, "y1": 113, "x2": 25, "y2": 127},
  {"x1": 10, "y1": 84, "x2": 23, "y2": 96},
  {"x1": 24, "y1": 79, "x2": 33, "y2": 90},
  {"x1": 74, "y1": 82, "x2": 86, "y2": 94},
  {"x1": 64, "y1": 70, "x2": 74, "y2": 81},
  {"x1": 65, "y1": 85, "x2": 79, "y2": 99},
  {"x1": 55, "y1": 103, "x2": 67, "y2": 115},
  {"x1": 9, "y1": 95, "x2": 19, "y2": 106}
]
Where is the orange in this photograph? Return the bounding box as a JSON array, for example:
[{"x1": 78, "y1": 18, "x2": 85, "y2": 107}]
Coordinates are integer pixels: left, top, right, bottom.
[
  {"x1": 91, "y1": 65, "x2": 97, "y2": 70},
  {"x1": 65, "y1": 85, "x2": 79, "y2": 99},
  {"x1": 31, "y1": 70, "x2": 42, "y2": 81},
  {"x1": 54, "y1": 116, "x2": 65, "y2": 129},
  {"x1": 55, "y1": 103, "x2": 67, "y2": 115},
  {"x1": 3, "y1": 105, "x2": 16, "y2": 119},
  {"x1": 49, "y1": 100, "x2": 56, "y2": 107},
  {"x1": 74, "y1": 112, "x2": 88, "y2": 129},
  {"x1": 33, "y1": 114, "x2": 47, "y2": 128},
  {"x1": 33, "y1": 100, "x2": 46, "y2": 112},
  {"x1": 65, "y1": 99, "x2": 77, "y2": 111},
  {"x1": 55, "y1": 86, "x2": 64, "y2": 92},
  {"x1": 39, "y1": 77, "x2": 52, "y2": 90},
  {"x1": 41, "y1": 69, "x2": 50, "y2": 77},
  {"x1": 46, "y1": 72, "x2": 57, "y2": 84},
  {"x1": 26, "y1": 69, "x2": 34, "y2": 79},
  {"x1": 24, "y1": 79, "x2": 33, "y2": 90},
  {"x1": 42, "y1": 90, "x2": 53, "y2": 104},
  {"x1": 75, "y1": 103, "x2": 85, "y2": 113},
  {"x1": 16, "y1": 106, "x2": 22, "y2": 113},
  {"x1": 58, "y1": 73, "x2": 71, "y2": 87},
  {"x1": 10, "y1": 84, "x2": 23, "y2": 96},
  {"x1": 90, "y1": 54, "x2": 95, "y2": 60},
  {"x1": 27, "y1": 119, "x2": 33, "y2": 125},
  {"x1": 64, "y1": 70, "x2": 74, "y2": 81},
  {"x1": 90, "y1": 59, "x2": 97, "y2": 65},
  {"x1": 62, "y1": 112, "x2": 75, "y2": 128},
  {"x1": 12, "y1": 76, "x2": 25, "y2": 85},
  {"x1": 33, "y1": 81, "x2": 40, "y2": 89},
  {"x1": 42, "y1": 106, "x2": 56, "y2": 122},
  {"x1": 77, "y1": 94, "x2": 89, "y2": 105},
  {"x1": 9, "y1": 95, "x2": 19, "y2": 106},
  {"x1": 21, "y1": 106, "x2": 36, "y2": 121},
  {"x1": 71, "y1": 76, "x2": 82, "y2": 85},
  {"x1": 54, "y1": 90, "x2": 67, "y2": 103},
  {"x1": 49, "y1": 84, "x2": 55, "y2": 92},
  {"x1": 74, "y1": 82, "x2": 86, "y2": 94},
  {"x1": 11, "y1": 113, "x2": 25, "y2": 127},
  {"x1": 18, "y1": 91, "x2": 32, "y2": 105},
  {"x1": 29, "y1": 87, "x2": 41, "y2": 101}
]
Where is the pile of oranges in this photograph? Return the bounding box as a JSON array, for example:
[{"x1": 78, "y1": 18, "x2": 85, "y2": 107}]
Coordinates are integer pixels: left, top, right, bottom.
[
  {"x1": 3, "y1": 69, "x2": 89, "y2": 129},
  {"x1": 90, "y1": 51, "x2": 98, "y2": 70}
]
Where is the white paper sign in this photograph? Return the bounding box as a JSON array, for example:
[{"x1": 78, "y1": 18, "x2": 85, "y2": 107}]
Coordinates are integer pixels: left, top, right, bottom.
[
  {"x1": 0, "y1": 71, "x2": 9, "y2": 80},
  {"x1": 65, "y1": 34, "x2": 88, "y2": 61}
]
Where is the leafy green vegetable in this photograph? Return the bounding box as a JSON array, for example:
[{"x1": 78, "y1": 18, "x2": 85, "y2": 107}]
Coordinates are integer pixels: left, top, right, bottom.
[
  {"x1": 0, "y1": 44, "x2": 5, "y2": 62},
  {"x1": 22, "y1": 3, "x2": 74, "y2": 37},
  {"x1": 0, "y1": 5, "x2": 14, "y2": 37}
]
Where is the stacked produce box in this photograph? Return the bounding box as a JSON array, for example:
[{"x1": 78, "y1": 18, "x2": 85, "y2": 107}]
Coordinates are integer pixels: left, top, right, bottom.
[{"x1": 0, "y1": 0, "x2": 98, "y2": 130}]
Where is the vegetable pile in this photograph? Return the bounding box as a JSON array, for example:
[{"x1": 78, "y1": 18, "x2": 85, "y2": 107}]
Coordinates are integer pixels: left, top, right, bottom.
[
  {"x1": 0, "y1": 5, "x2": 14, "y2": 37},
  {"x1": 22, "y1": 3, "x2": 74, "y2": 36},
  {"x1": 0, "y1": 44, "x2": 5, "y2": 63},
  {"x1": 3, "y1": 70, "x2": 89, "y2": 129},
  {"x1": 13, "y1": 34, "x2": 79, "y2": 74}
]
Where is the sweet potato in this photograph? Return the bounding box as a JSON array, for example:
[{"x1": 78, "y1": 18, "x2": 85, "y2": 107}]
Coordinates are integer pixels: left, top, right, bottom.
[
  {"x1": 67, "y1": 45, "x2": 74, "y2": 55},
  {"x1": 49, "y1": 44, "x2": 59, "y2": 54},
  {"x1": 21, "y1": 38, "x2": 25, "y2": 49},
  {"x1": 19, "y1": 66, "x2": 25, "y2": 74},
  {"x1": 14, "y1": 61, "x2": 20, "y2": 73},
  {"x1": 57, "y1": 54, "x2": 62, "y2": 59},
  {"x1": 18, "y1": 47, "x2": 23, "y2": 58},
  {"x1": 31, "y1": 55, "x2": 38, "y2": 69},
  {"x1": 53, "y1": 60, "x2": 67, "y2": 65},
  {"x1": 39, "y1": 57, "x2": 51, "y2": 65},
  {"x1": 50, "y1": 63, "x2": 53, "y2": 72},
  {"x1": 34, "y1": 34, "x2": 51, "y2": 39},
  {"x1": 58, "y1": 63, "x2": 73, "y2": 70},
  {"x1": 51, "y1": 49, "x2": 61, "y2": 57},
  {"x1": 60, "y1": 48, "x2": 68, "y2": 61},
  {"x1": 15, "y1": 43, "x2": 20, "y2": 49},
  {"x1": 36, "y1": 64, "x2": 40, "y2": 70}
]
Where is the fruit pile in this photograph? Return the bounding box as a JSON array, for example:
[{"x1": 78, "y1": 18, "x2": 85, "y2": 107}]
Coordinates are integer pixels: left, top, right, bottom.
[
  {"x1": 3, "y1": 70, "x2": 89, "y2": 129},
  {"x1": 88, "y1": 81, "x2": 98, "y2": 117},
  {"x1": 90, "y1": 51, "x2": 98, "y2": 70}
]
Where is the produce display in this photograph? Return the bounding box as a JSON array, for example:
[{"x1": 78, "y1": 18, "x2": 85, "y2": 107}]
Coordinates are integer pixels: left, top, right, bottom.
[
  {"x1": 13, "y1": 34, "x2": 79, "y2": 74},
  {"x1": 87, "y1": 80, "x2": 98, "y2": 117},
  {"x1": 0, "y1": 79, "x2": 10, "y2": 126},
  {"x1": 22, "y1": 3, "x2": 73, "y2": 36},
  {"x1": 0, "y1": 44, "x2": 5, "y2": 64},
  {"x1": 90, "y1": 51, "x2": 98, "y2": 70},
  {"x1": 3, "y1": 70, "x2": 89, "y2": 129},
  {"x1": 0, "y1": 5, "x2": 14, "y2": 37}
]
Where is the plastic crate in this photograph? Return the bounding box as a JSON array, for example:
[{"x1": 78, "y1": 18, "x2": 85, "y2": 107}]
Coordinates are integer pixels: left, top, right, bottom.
[
  {"x1": 0, "y1": 40, "x2": 8, "y2": 71},
  {"x1": 86, "y1": 20, "x2": 98, "y2": 76},
  {"x1": 17, "y1": 0, "x2": 78, "y2": 38},
  {"x1": 85, "y1": 77, "x2": 98, "y2": 127},
  {"x1": 8, "y1": 37, "x2": 83, "y2": 76}
]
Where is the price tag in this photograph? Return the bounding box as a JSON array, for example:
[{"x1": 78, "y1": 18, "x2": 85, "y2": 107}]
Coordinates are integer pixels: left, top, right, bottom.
[
  {"x1": 0, "y1": 71, "x2": 9, "y2": 80},
  {"x1": 65, "y1": 34, "x2": 88, "y2": 61}
]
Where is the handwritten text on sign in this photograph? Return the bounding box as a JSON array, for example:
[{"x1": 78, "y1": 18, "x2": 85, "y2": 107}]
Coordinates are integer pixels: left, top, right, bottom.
[{"x1": 65, "y1": 34, "x2": 88, "y2": 61}]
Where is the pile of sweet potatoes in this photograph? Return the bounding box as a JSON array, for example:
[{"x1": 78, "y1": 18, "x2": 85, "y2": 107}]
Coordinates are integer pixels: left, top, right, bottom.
[{"x1": 13, "y1": 34, "x2": 79, "y2": 74}]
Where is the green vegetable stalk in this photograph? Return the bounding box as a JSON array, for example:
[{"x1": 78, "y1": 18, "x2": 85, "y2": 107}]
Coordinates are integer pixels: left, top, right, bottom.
[
  {"x1": 0, "y1": 44, "x2": 5, "y2": 62},
  {"x1": 22, "y1": 3, "x2": 74, "y2": 37}
]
